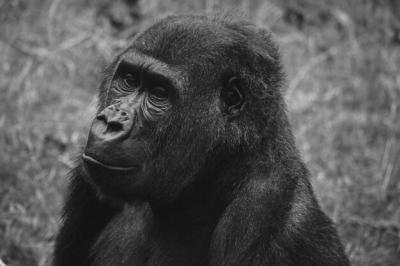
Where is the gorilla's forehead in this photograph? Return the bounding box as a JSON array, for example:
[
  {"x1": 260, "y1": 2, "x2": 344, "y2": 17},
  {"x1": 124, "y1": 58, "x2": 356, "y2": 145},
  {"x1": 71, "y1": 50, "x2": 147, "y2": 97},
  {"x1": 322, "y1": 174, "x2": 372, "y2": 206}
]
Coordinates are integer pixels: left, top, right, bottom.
[{"x1": 130, "y1": 16, "x2": 247, "y2": 67}]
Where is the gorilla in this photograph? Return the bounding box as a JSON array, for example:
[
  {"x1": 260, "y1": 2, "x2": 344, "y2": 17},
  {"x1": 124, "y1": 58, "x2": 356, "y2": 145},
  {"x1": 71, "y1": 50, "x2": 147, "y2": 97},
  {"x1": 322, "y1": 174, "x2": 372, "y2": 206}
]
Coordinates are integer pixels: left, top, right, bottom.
[{"x1": 53, "y1": 14, "x2": 349, "y2": 266}]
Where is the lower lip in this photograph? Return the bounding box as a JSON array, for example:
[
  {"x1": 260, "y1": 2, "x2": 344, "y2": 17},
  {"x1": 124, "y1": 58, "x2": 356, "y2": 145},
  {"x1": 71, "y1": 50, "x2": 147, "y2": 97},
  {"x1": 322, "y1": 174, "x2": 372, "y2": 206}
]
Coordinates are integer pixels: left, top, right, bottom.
[{"x1": 82, "y1": 154, "x2": 139, "y2": 171}]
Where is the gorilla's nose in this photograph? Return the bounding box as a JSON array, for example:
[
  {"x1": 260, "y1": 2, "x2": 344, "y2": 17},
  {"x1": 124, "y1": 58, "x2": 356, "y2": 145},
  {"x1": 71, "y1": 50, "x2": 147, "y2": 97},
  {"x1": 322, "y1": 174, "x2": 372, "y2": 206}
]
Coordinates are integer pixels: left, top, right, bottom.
[{"x1": 90, "y1": 105, "x2": 133, "y2": 141}]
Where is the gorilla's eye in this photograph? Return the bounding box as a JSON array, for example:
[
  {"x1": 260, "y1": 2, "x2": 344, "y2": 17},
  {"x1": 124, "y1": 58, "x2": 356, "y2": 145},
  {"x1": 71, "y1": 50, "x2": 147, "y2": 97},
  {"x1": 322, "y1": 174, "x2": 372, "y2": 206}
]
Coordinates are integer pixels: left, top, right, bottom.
[
  {"x1": 149, "y1": 86, "x2": 168, "y2": 99},
  {"x1": 115, "y1": 73, "x2": 139, "y2": 93},
  {"x1": 123, "y1": 74, "x2": 138, "y2": 88},
  {"x1": 221, "y1": 77, "x2": 245, "y2": 112}
]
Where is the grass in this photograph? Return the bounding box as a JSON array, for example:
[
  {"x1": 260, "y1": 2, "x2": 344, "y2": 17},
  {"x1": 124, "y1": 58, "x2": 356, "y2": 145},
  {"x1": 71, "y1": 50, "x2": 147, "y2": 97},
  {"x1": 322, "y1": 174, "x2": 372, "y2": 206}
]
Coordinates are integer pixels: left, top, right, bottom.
[{"x1": 0, "y1": 0, "x2": 399, "y2": 265}]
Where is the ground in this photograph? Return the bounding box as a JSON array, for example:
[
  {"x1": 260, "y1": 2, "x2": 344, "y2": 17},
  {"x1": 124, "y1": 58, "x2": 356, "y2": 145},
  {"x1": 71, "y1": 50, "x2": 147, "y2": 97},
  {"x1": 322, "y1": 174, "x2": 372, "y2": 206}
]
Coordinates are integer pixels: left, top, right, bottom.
[{"x1": 0, "y1": 0, "x2": 399, "y2": 265}]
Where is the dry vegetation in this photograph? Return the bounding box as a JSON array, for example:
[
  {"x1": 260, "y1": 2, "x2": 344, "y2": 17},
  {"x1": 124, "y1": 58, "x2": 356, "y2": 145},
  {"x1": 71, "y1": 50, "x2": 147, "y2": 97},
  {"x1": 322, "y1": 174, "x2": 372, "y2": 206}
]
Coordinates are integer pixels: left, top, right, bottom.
[{"x1": 0, "y1": 0, "x2": 399, "y2": 265}]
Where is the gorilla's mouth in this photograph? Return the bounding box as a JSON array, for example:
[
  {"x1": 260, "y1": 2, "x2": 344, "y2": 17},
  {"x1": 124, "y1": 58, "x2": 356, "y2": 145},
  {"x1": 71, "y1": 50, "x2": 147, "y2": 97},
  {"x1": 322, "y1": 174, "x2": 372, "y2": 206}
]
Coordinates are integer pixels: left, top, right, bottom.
[{"x1": 82, "y1": 154, "x2": 139, "y2": 171}]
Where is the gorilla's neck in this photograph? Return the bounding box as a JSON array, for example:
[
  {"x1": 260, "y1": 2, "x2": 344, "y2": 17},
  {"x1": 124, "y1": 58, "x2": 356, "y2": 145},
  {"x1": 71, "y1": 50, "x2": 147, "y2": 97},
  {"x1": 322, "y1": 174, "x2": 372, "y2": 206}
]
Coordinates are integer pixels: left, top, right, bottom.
[{"x1": 148, "y1": 151, "x2": 255, "y2": 232}]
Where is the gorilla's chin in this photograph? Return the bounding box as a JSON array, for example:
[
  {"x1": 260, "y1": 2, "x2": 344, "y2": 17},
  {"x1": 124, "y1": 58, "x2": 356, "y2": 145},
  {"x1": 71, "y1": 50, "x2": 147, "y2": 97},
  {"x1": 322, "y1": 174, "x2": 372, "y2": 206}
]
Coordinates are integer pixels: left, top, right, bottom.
[{"x1": 81, "y1": 154, "x2": 144, "y2": 200}]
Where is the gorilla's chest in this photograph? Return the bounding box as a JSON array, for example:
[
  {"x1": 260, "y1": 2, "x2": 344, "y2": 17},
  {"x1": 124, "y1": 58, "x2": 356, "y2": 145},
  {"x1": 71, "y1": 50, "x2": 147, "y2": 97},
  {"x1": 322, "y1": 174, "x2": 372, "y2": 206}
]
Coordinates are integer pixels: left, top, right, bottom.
[{"x1": 91, "y1": 204, "x2": 209, "y2": 266}]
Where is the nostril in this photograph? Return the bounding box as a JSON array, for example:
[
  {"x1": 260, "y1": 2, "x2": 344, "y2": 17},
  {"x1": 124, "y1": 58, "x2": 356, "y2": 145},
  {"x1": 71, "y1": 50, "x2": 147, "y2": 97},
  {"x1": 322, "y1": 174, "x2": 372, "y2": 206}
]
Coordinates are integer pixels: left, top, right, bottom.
[
  {"x1": 121, "y1": 111, "x2": 127, "y2": 116},
  {"x1": 96, "y1": 113, "x2": 107, "y2": 123},
  {"x1": 107, "y1": 121, "x2": 123, "y2": 133}
]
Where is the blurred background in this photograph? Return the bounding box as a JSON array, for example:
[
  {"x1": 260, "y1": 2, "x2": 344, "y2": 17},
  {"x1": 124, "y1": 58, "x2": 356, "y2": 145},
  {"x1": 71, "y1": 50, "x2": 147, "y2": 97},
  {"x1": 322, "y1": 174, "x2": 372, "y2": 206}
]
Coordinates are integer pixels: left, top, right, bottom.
[{"x1": 0, "y1": 0, "x2": 399, "y2": 265}]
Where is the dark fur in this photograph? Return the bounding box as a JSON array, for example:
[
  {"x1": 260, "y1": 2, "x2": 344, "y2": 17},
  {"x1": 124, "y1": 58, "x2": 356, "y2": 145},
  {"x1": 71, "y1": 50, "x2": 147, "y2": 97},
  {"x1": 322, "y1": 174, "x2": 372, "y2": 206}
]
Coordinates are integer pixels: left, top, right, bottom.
[{"x1": 54, "y1": 14, "x2": 349, "y2": 266}]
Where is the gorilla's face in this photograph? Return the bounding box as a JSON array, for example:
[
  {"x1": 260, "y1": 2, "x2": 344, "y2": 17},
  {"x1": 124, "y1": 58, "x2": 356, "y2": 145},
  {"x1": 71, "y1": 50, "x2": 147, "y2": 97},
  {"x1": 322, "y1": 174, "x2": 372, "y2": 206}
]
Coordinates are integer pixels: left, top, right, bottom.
[{"x1": 82, "y1": 17, "x2": 251, "y2": 203}]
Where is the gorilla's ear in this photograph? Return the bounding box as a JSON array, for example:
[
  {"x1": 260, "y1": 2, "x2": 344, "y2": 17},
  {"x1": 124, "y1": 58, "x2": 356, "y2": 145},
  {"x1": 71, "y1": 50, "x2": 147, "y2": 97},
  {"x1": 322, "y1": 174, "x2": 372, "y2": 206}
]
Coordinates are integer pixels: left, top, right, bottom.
[{"x1": 221, "y1": 77, "x2": 245, "y2": 117}]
